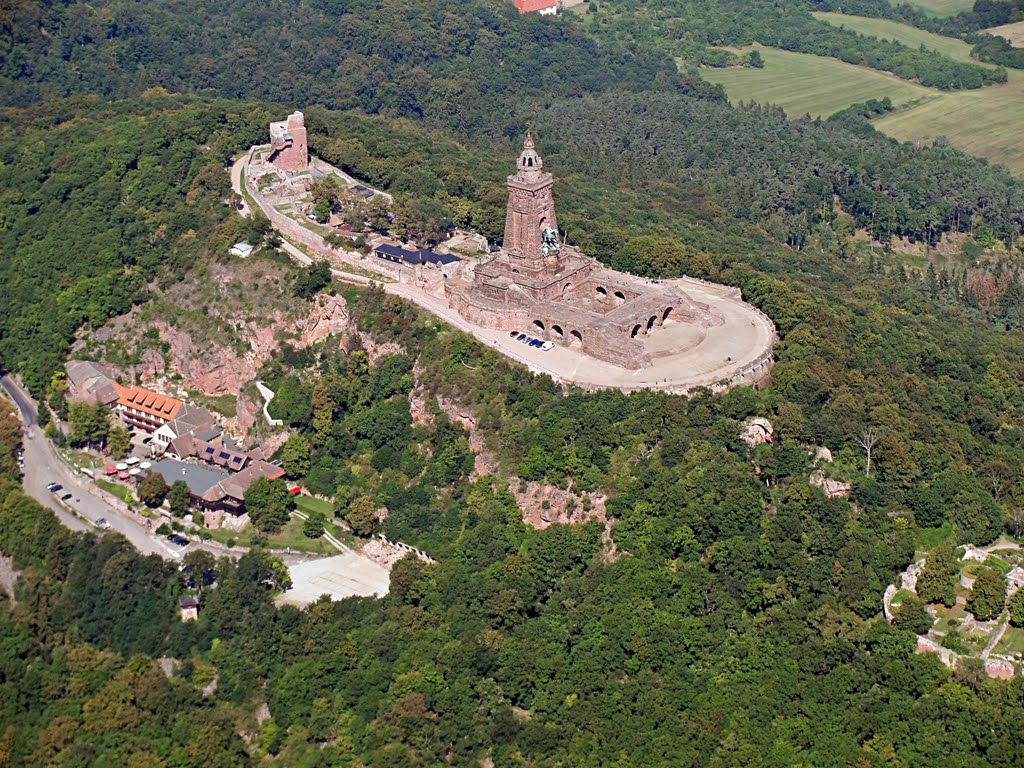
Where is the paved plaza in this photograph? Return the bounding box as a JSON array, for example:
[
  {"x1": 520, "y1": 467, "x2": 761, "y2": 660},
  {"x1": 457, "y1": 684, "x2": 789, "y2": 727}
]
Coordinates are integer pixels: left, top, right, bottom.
[
  {"x1": 391, "y1": 277, "x2": 775, "y2": 394},
  {"x1": 278, "y1": 550, "x2": 391, "y2": 606}
]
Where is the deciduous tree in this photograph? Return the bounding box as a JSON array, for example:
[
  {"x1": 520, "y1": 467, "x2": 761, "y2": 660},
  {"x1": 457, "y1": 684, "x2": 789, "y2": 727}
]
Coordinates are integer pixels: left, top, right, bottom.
[
  {"x1": 138, "y1": 471, "x2": 169, "y2": 508},
  {"x1": 345, "y1": 495, "x2": 377, "y2": 537},
  {"x1": 245, "y1": 477, "x2": 293, "y2": 533},
  {"x1": 968, "y1": 567, "x2": 1006, "y2": 621},
  {"x1": 107, "y1": 426, "x2": 131, "y2": 460},
  {"x1": 916, "y1": 546, "x2": 959, "y2": 607},
  {"x1": 168, "y1": 480, "x2": 191, "y2": 517},
  {"x1": 281, "y1": 433, "x2": 311, "y2": 479}
]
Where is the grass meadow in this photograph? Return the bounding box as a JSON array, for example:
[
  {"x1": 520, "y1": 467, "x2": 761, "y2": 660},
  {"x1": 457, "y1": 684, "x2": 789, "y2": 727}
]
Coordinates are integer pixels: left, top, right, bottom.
[
  {"x1": 900, "y1": 0, "x2": 974, "y2": 17},
  {"x1": 699, "y1": 45, "x2": 935, "y2": 119},
  {"x1": 812, "y1": 12, "x2": 978, "y2": 62},
  {"x1": 700, "y1": 15, "x2": 1024, "y2": 174},
  {"x1": 984, "y1": 21, "x2": 1024, "y2": 47}
]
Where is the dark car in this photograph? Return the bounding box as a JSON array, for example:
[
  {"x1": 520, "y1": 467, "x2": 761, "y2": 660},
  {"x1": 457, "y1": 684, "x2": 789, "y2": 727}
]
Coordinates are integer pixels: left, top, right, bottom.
[
  {"x1": 60, "y1": 493, "x2": 72, "y2": 501},
  {"x1": 167, "y1": 534, "x2": 189, "y2": 547},
  {"x1": 528, "y1": 339, "x2": 543, "y2": 348},
  {"x1": 48, "y1": 483, "x2": 62, "y2": 492},
  {"x1": 509, "y1": 330, "x2": 519, "y2": 338},
  {"x1": 516, "y1": 333, "x2": 528, "y2": 342}
]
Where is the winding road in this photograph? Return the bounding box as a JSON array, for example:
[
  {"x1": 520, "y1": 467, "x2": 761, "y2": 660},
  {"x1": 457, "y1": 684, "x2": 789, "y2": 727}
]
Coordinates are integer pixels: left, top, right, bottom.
[{"x1": 2, "y1": 375, "x2": 184, "y2": 557}]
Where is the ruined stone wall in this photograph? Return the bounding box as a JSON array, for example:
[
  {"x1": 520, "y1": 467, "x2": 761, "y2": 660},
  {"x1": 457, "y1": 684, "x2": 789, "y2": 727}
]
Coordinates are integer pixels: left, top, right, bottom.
[
  {"x1": 268, "y1": 112, "x2": 309, "y2": 172},
  {"x1": 244, "y1": 149, "x2": 401, "y2": 280}
]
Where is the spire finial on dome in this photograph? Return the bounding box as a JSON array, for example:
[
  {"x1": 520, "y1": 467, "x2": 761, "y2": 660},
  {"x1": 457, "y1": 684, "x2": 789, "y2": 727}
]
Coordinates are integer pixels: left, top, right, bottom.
[{"x1": 516, "y1": 131, "x2": 542, "y2": 174}]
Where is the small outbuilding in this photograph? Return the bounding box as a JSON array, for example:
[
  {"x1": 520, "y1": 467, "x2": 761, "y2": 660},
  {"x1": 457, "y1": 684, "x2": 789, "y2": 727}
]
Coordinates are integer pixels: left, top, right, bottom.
[
  {"x1": 230, "y1": 242, "x2": 255, "y2": 258},
  {"x1": 179, "y1": 595, "x2": 199, "y2": 622}
]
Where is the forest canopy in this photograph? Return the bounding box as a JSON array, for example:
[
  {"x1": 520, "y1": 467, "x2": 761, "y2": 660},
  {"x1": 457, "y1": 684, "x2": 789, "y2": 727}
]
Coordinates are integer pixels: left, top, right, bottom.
[{"x1": 4, "y1": 0, "x2": 1024, "y2": 766}]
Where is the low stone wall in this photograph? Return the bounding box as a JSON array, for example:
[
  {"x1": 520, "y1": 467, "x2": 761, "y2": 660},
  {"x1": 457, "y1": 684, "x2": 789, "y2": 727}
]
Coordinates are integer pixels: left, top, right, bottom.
[
  {"x1": 883, "y1": 584, "x2": 898, "y2": 623},
  {"x1": 374, "y1": 534, "x2": 436, "y2": 564},
  {"x1": 882, "y1": 557, "x2": 926, "y2": 622},
  {"x1": 255, "y1": 382, "x2": 284, "y2": 426},
  {"x1": 917, "y1": 635, "x2": 959, "y2": 668}
]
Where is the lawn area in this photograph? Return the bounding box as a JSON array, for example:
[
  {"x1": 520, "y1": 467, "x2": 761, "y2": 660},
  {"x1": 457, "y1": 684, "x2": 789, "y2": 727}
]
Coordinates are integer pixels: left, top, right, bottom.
[
  {"x1": 813, "y1": 12, "x2": 979, "y2": 63},
  {"x1": 700, "y1": 45, "x2": 937, "y2": 120},
  {"x1": 874, "y1": 69, "x2": 1024, "y2": 174},
  {"x1": 900, "y1": 0, "x2": 974, "y2": 17},
  {"x1": 95, "y1": 477, "x2": 136, "y2": 505},
  {"x1": 699, "y1": 24, "x2": 1024, "y2": 175},
  {"x1": 204, "y1": 515, "x2": 338, "y2": 555},
  {"x1": 994, "y1": 624, "x2": 1024, "y2": 657},
  {"x1": 295, "y1": 495, "x2": 336, "y2": 517},
  {"x1": 58, "y1": 448, "x2": 104, "y2": 473},
  {"x1": 984, "y1": 554, "x2": 1012, "y2": 577},
  {"x1": 186, "y1": 390, "x2": 237, "y2": 418},
  {"x1": 916, "y1": 524, "x2": 954, "y2": 552},
  {"x1": 891, "y1": 588, "x2": 912, "y2": 607},
  {"x1": 984, "y1": 21, "x2": 1024, "y2": 47}
]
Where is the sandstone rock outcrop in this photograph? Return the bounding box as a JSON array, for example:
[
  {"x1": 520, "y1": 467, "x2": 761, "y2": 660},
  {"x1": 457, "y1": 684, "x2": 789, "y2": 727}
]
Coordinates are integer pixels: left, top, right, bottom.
[{"x1": 80, "y1": 259, "x2": 351, "y2": 436}]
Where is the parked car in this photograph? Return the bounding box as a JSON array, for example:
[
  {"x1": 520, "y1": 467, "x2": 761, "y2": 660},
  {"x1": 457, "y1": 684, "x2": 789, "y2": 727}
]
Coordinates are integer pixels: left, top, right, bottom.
[
  {"x1": 541, "y1": 341, "x2": 555, "y2": 351},
  {"x1": 515, "y1": 333, "x2": 528, "y2": 342},
  {"x1": 95, "y1": 518, "x2": 110, "y2": 530},
  {"x1": 60, "y1": 493, "x2": 72, "y2": 501},
  {"x1": 48, "y1": 483, "x2": 62, "y2": 492},
  {"x1": 528, "y1": 338, "x2": 543, "y2": 348},
  {"x1": 509, "y1": 330, "x2": 520, "y2": 338},
  {"x1": 166, "y1": 534, "x2": 189, "y2": 547}
]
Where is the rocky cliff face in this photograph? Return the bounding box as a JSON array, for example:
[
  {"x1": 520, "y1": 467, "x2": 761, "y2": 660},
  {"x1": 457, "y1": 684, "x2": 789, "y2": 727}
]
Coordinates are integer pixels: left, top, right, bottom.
[
  {"x1": 409, "y1": 383, "x2": 606, "y2": 530},
  {"x1": 79, "y1": 259, "x2": 350, "y2": 433},
  {"x1": 119, "y1": 292, "x2": 349, "y2": 395}
]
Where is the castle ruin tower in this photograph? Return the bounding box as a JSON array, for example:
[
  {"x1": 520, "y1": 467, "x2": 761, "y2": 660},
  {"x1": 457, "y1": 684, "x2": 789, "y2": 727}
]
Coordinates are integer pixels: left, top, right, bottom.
[
  {"x1": 503, "y1": 134, "x2": 559, "y2": 271},
  {"x1": 267, "y1": 111, "x2": 309, "y2": 172}
]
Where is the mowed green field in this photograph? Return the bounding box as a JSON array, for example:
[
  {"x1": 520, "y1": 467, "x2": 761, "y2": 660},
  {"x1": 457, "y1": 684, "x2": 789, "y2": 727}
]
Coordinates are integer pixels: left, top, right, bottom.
[
  {"x1": 874, "y1": 69, "x2": 1024, "y2": 173},
  {"x1": 700, "y1": 16, "x2": 1024, "y2": 174},
  {"x1": 899, "y1": 0, "x2": 973, "y2": 17},
  {"x1": 700, "y1": 46, "x2": 936, "y2": 119},
  {"x1": 813, "y1": 11, "x2": 978, "y2": 63}
]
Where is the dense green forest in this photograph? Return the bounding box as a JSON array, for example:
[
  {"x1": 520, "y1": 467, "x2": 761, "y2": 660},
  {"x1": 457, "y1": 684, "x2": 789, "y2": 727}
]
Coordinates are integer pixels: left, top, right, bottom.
[
  {"x1": 8, "y1": 244, "x2": 1024, "y2": 763},
  {"x1": 0, "y1": 96, "x2": 278, "y2": 393},
  {"x1": 0, "y1": 0, "x2": 709, "y2": 135},
  {"x1": 6, "y1": 0, "x2": 1024, "y2": 765}
]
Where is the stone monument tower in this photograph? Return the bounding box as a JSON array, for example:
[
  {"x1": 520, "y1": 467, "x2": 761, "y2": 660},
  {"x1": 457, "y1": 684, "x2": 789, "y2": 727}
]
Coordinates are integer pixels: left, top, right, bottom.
[
  {"x1": 503, "y1": 134, "x2": 560, "y2": 274},
  {"x1": 445, "y1": 133, "x2": 722, "y2": 369}
]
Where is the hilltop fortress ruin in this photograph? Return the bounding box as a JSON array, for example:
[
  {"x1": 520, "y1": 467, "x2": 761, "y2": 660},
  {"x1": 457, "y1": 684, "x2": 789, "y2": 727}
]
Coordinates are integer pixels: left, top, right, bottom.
[
  {"x1": 241, "y1": 119, "x2": 775, "y2": 393},
  {"x1": 446, "y1": 135, "x2": 720, "y2": 370}
]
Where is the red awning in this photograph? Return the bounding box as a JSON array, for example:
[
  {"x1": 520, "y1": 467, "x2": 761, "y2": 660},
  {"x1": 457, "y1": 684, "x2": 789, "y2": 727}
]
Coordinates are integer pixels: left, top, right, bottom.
[
  {"x1": 118, "y1": 472, "x2": 130, "y2": 480},
  {"x1": 104, "y1": 466, "x2": 117, "y2": 475},
  {"x1": 288, "y1": 486, "x2": 302, "y2": 495}
]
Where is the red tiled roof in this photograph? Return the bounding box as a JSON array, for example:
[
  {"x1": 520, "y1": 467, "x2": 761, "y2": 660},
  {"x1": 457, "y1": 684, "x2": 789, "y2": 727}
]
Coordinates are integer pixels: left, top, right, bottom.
[
  {"x1": 113, "y1": 383, "x2": 183, "y2": 421},
  {"x1": 515, "y1": 0, "x2": 557, "y2": 12}
]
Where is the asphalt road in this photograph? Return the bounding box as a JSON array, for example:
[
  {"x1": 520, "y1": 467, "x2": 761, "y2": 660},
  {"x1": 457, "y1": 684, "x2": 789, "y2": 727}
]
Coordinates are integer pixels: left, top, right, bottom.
[
  {"x1": 0, "y1": 376, "x2": 391, "y2": 600},
  {"x1": 2, "y1": 375, "x2": 184, "y2": 558}
]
